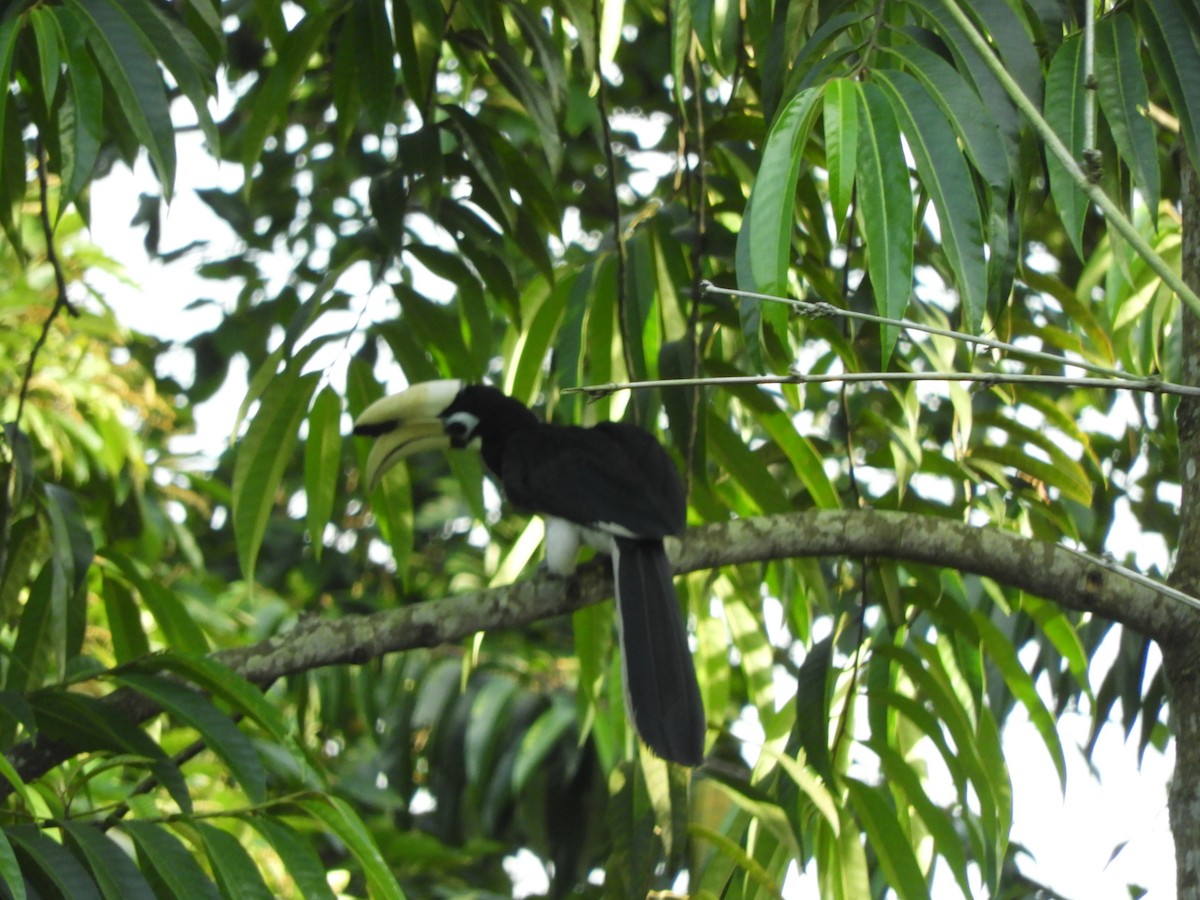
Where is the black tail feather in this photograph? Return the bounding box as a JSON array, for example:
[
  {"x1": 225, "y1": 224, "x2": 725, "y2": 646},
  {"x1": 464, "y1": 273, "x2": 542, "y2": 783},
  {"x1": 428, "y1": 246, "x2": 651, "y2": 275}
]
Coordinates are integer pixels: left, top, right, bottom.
[{"x1": 612, "y1": 537, "x2": 705, "y2": 766}]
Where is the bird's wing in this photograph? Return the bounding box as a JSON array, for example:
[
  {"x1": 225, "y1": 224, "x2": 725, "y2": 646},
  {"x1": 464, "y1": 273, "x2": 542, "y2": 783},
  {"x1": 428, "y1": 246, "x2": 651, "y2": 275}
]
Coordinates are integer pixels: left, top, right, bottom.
[{"x1": 501, "y1": 423, "x2": 685, "y2": 538}]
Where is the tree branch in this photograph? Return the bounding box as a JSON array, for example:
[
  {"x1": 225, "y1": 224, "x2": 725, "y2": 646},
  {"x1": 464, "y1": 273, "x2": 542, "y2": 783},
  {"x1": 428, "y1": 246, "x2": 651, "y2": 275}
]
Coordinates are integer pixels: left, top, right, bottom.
[{"x1": 3, "y1": 509, "x2": 1187, "y2": 794}]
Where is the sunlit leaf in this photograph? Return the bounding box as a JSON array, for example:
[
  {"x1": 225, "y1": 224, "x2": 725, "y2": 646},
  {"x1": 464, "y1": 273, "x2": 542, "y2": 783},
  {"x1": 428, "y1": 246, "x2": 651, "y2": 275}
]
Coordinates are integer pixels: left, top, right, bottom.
[
  {"x1": 855, "y1": 80, "x2": 913, "y2": 359},
  {"x1": 232, "y1": 370, "x2": 320, "y2": 584}
]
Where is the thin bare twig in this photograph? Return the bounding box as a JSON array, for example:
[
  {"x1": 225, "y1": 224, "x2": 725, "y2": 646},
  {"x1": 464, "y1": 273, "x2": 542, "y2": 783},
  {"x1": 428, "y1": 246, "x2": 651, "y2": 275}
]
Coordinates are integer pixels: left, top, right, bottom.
[
  {"x1": 0, "y1": 141, "x2": 80, "y2": 580},
  {"x1": 702, "y1": 281, "x2": 1161, "y2": 386}
]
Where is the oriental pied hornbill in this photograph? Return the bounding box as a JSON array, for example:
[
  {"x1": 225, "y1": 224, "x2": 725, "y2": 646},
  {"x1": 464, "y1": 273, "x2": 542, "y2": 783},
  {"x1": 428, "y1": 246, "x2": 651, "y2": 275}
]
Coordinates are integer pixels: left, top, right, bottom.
[{"x1": 353, "y1": 380, "x2": 705, "y2": 766}]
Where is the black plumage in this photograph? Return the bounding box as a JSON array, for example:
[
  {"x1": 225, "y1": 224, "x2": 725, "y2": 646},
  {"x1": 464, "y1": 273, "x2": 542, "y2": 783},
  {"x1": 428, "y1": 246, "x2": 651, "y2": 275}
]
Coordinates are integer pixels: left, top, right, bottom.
[{"x1": 355, "y1": 382, "x2": 706, "y2": 765}]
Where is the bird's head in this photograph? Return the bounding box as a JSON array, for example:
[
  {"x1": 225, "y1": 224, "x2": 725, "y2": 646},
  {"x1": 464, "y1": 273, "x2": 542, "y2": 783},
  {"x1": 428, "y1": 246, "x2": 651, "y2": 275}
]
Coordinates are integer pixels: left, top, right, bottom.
[
  {"x1": 352, "y1": 379, "x2": 467, "y2": 491},
  {"x1": 352, "y1": 380, "x2": 536, "y2": 490}
]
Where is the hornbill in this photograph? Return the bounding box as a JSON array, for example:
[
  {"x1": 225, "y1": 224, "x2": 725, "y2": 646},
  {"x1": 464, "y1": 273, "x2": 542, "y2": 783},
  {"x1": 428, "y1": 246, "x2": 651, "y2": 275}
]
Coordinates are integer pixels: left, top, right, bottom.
[{"x1": 353, "y1": 380, "x2": 706, "y2": 766}]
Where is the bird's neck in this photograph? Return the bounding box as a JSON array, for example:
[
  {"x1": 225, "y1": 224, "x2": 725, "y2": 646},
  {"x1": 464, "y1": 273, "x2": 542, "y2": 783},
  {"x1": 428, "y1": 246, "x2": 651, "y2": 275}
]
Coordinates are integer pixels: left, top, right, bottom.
[{"x1": 475, "y1": 394, "x2": 539, "y2": 475}]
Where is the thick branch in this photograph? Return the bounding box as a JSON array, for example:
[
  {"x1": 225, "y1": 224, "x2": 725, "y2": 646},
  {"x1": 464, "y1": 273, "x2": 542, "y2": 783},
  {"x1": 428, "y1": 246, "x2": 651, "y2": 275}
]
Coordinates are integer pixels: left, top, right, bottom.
[{"x1": 4, "y1": 509, "x2": 1187, "y2": 793}]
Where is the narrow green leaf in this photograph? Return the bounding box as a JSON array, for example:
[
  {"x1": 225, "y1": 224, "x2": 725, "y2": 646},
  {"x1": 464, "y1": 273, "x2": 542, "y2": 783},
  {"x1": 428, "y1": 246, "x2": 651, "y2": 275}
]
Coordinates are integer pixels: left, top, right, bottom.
[
  {"x1": 793, "y1": 634, "x2": 834, "y2": 784},
  {"x1": 33, "y1": 691, "x2": 192, "y2": 813},
  {"x1": 440, "y1": 106, "x2": 518, "y2": 230},
  {"x1": 7, "y1": 826, "x2": 100, "y2": 900},
  {"x1": 242, "y1": 11, "x2": 333, "y2": 182},
  {"x1": 508, "y1": 281, "x2": 566, "y2": 407},
  {"x1": 1140, "y1": 0, "x2": 1200, "y2": 168},
  {"x1": 246, "y1": 819, "x2": 336, "y2": 900},
  {"x1": 232, "y1": 370, "x2": 321, "y2": 584},
  {"x1": 1095, "y1": 13, "x2": 1160, "y2": 218},
  {"x1": 351, "y1": 0, "x2": 395, "y2": 133},
  {"x1": 705, "y1": 410, "x2": 792, "y2": 516},
  {"x1": 113, "y1": 673, "x2": 267, "y2": 803},
  {"x1": 61, "y1": 821, "x2": 157, "y2": 900},
  {"x1": 303, "y1": 386, "x2": 343, "y2": 562},
  {"x1": 724, "y1": 596, "x2": 784, "y2": 742},
  {"x1": 0, "y1": 828, "x2": 21, "y2": 900},
  {"x1": 116, "y1": 0, "x2": 219, "y2": 151},
  {"x1": 883, "y1": 39, "x2": 1011, "y2": 192},
  {"x1": 844, "y1": 779, "x2": 929, "y2": 900},
  {"x1": 701, "y1": 770, "x2": 803, "y2": 866},
  {"x1": 823, "y1": 78, "x2": 857, "y2": 233},
  {"x1": 488, "y1": 39, "x2": 561, "y2": 171},
  {"x1": 29, "y1": 8, "x2": 63, "y2": 107},
  {"x1": 511, "y1": 699, "x2": 575, "y2": 794},
  {"x1": 741, "y1": 86, "x2": 822, "y2": 298},
  {"x1": 122, "y1": 822, "x2": 220, "y2": 900},
  {"x1": 968, "y1": 443, "x2": 1092, "y2": 506},
  {"x1": 128, "y1": 653, "x2": 291, "y2": 745},
  {"x1": 869, "y1": 743, "x2": 972, "y2": 896},
  {"x1": 195, "y1": 823, "x2": 274, "y2": 900},
  {"x1": 1043, "y1": 35, "x2": 1088, "y2": 257},
  {"x1": 874, "y1": 69, "x2": 988, "y2": 332},
  {"x1": 65, "y1": 0, "x2": 176, "y2": 196},
  {"x1": 56, "y1": 9, "x2": 104, "y2": 217},
  {"x1": 0, "y1": 7, "x2": 24, "y2": 237},
  {"x1": 101, "y1": 576, "x2": 150, "y2": 664},
  {"x1": 99, "y1": 551, "x2": 210, "y2": 654},
  {"x1": 689, "y1": 823, "x2": 784, "y2": 899},
  {"x1": 299, "y1": 797, "x2": 407, "y2": 900},
  {"x1": 8, "y1": 565, "x2": 58, "y2": 692},
  {"x1": 971, "y1": 610, "x2": 1067, "y2": 786},
  {"x1": 855, "y1": 80, "x2": 914, "y2": 359}
]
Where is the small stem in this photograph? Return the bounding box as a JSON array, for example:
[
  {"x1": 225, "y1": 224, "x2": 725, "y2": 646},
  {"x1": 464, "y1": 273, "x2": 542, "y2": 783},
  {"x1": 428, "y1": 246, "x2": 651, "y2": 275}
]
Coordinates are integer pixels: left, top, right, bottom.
[
  {"x1": 567, "y1": 371, "x2": 1200, "y2": 399},
  {"x1": 703, "y1": 281, "x2": 1152, "y2": 384}
]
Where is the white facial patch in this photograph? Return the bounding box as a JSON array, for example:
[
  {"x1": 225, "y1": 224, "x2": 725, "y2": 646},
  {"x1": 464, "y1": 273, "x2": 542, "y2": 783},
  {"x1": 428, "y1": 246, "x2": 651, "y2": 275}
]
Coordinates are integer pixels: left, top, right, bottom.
[{"x1": 442, "y1": 410, "x2": 481, "y2": 447}]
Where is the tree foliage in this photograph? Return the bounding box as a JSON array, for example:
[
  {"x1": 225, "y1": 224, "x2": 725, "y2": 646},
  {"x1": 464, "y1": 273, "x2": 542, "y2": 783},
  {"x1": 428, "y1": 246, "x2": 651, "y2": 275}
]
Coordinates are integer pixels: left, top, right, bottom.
[{"x1": 1, "y1": 0, "x2": 1198, "y2": 896}]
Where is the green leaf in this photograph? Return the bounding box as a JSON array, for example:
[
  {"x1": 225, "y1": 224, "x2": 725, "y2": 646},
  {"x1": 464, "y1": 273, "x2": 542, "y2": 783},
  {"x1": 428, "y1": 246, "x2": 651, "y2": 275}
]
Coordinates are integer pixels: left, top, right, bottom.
[
  {"x1": 122, "y1": 822, "x2": 220, "y2": 900},
  {"x1": 61, "y1": 821, "x2": 157, "y2": 900},
  {"x1": 855, "y1": 80, "x2": 914, "y2": 360},
  {"x1": 351, "y1": 0, "x2": 396, "y2": 133},
  {"x1": 844, "y1": 779, "x2": 929, "y2": 900},
  {"x1": 0, "y1": 7, "x2": 23, "y2": 240},
  {"x1": 793, "y1": 634, "x2": 834, "y2": 784},
  {"x1": 1140, "y1": 0, "x2": 1200, "y2": 169},
  {"x1": 0, "y1": 827, "x2": 22, "y2": 900},
  {"x1": 303, "y1": 386, "x2": 343, "y2": 562},
  {"x1": 874, "y1": 69, "x2": 988, "y2": 332},
  {"x1": 701, "y1": 770, "x2": 803, "y2": 867},
  {"x1": 232, "y1": 370, "x2": 321, "y2": 584},
  {"x1": 101, "y1": 575, "x2": 150, "y2": 663},
  {"x1": 29, "y1": 8, "x2": 63, "y2": 110},
  {"x1": 823, "y1": 78, "x2": 857, "y2": 234},
  {"x1": 970, "y1": 610, "x2": 1067, "y2": 787},
  {"x1": 511, "y1": 699, "x2": 575, "y2": 794},
  {"x1": 242, "y1": 10, "x2": 334, "y2": 182},
  {"x1": 196, "y1": 823, "x2": 274, "y2": 900},
  {"x1": 7, "y1": 826, "x2": 101, "y2": 900},
  {"x1": 245, "y1": 818, "x2": 336, "y2": 900},
  {"x1": 870, "y1": 743, "x2": 971, "y2": 896},
  {"x1": 1095, "y1": 12, "x2": 1160, "y2": 219},
  {"x1": 741, "y1": 86, "x2": 822, "y2": 298},
  {"x1": 299, "y1": 797, "x2": 407, "y2": 900},
  {"x1": 883, "y1": 38, "x2": 1011, "y2": 192},
  {"x1": 8, "y1": 564, "x2": 58, "y2": 692},
  {"x1": 127, "y1": 653, "x2": 291, "y2": 745},
  {"x1": 65, "y1": 0, "x2": 176, "y2": 196},
  {"x1": 55, "y1": 17, "x2": 104, "y2": 213},
  {"x1": 113, "y1": 672, "x2": 267, "y2": 803},
  {"x1": 33, "y1": 691, "x2": 192, "y2": 813},
  {"x1": 99, "y1": 552, "x2": 210, "y2": 655},
  {"x1": 1044, "y1": 33, "x2": 1090, "y2": 257},
  {"x1": 117, "y1": 0, "x2": 218, "y2": 150}
]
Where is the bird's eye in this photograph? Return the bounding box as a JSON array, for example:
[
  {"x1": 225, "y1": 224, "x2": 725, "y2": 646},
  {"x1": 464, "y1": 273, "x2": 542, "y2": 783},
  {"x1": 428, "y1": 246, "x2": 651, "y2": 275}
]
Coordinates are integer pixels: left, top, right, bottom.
[{"x1": 442, "y1": 410, "x2": 479, "y2": 447}]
